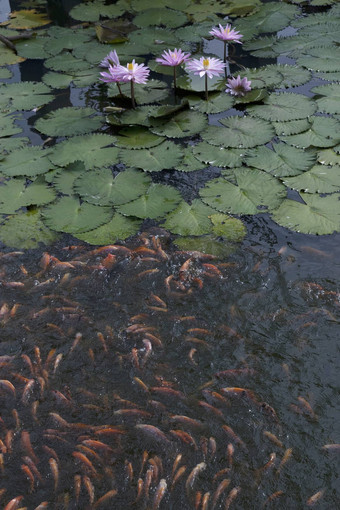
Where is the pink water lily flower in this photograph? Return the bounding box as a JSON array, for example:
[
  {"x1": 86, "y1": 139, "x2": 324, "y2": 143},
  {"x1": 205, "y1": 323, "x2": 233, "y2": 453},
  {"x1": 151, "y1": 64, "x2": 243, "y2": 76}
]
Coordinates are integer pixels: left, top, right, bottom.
[
  {"x1": 186, "y1": 56, "x2": 225, "y2": 79},
  {"x1": 226, "y1": 75, "x2": 252, "y2": 96},
  {"x1": 115, "y1": 60, "x2": 150, "y2": 84},
  {"x1": 100, "y1": 50, "x2": 120, "y2": 68},
  {"x1": 99, "y1": 65, "x2": 122, "y2": 83},
  {"x1": 156, "y1": 48, "x2": 191, "y2": 67},
  {"x1": 209, "y1": 24, "x2": 243, "y2": 44}
]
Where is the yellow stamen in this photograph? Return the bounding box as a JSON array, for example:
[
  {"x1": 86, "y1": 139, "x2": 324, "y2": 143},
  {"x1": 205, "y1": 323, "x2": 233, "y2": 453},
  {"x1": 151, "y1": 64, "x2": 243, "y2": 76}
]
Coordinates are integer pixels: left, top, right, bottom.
[
  {"x1": 203, "y1": 58, "x2": 210, "y2": 68},
  {"x1": 127, "y1": 63, "x2": 134, "y2": 71}
]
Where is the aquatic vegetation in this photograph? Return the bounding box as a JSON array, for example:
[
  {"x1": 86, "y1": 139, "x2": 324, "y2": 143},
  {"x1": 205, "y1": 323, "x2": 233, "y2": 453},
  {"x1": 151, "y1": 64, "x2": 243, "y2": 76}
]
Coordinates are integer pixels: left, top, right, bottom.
[{"x1": 225, "y1": 75, "x2": 252, "y2": 97}]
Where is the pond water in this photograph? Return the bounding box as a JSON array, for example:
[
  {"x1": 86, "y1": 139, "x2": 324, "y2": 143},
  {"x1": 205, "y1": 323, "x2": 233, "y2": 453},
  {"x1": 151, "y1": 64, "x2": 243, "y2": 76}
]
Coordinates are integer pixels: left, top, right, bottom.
[{"x1": 0, "y1": 0, "x2": 339, "y2": 509}]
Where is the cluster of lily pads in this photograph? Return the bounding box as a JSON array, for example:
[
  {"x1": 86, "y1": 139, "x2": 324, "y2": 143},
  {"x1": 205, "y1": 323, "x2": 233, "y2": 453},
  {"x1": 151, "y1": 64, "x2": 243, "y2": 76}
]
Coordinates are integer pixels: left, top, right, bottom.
[{"x1": 0, "y1": 0, "x2": 340, "y2": 251}]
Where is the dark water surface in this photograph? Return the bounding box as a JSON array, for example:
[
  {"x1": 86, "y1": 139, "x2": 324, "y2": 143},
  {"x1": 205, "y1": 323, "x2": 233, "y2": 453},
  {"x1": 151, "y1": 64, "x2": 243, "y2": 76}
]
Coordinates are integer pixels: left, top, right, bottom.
[{"x1": 0, "y1": 1, "x2": 339, "y2": 509}]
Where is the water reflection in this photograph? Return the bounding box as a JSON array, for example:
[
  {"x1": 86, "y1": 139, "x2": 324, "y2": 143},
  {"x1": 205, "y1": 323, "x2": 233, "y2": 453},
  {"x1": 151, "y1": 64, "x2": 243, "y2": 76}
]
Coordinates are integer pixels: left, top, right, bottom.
[{"x1": 0, "y1": 230, "x2": 339, "y2": 508}]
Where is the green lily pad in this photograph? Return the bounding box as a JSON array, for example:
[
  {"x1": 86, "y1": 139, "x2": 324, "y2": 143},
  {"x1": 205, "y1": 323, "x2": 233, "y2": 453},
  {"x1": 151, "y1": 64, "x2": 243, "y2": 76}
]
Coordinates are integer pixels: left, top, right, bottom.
[
  {"x1": 317, "y1": 149, "x2": 340, "y2": 166},
  {"x1": 193, "y1": 142, "x2": 243, "y2": 168},
  {"x1": 44, "y1": 27, "x2": 93, "y2": 55},
  {"x1": 0, "y1": 68, "x2": 12, "y2": 79},
  {"x1": 0, "y1": 137, "x2": 29, "y2": 154},
  {"x1": 0, "y1": 82, "x2": 54, "y2": 112},
  {"x1": 311, "y1": 83, "x2": 340, "y2": 115},
  {"x1": 119, "y1": 141, "x2": 183, "y2": 172},
  {"x1": 49, "y1": 134, "x2": 119, "y2": 170},
  {"x1": 239, "y1": 66, "x2": 283, "y2": 89},
  {"x1": 44, "y1": 53, "x2": 90, "y2": 73},
  {"x1": 297, "y1": 46, "x2": 340, "y2": 72},
  {"x1": 244, "y1": 2, "x2": 299, "y2": 33},
  {"x1": 202, "y1": 117, "x2": 275, "y2": 149},
  {"x1": 281, "y1": 116, "x2": 340, "y2": 148},
  {"x1": 133, "y1": 8, "x2": 187, "y2": 28},
  {"x1": 0, "y1": 47, "x2": 25, "y2": 66},
  {"x1": 3, "y1": 9, "x2": 51, "y2": 29},
  {"x1": 74, "y1": 168, "x2": 151, "y2": 206},
  {"x1": 42, "y1": 196, "x2": 113, "y2": 234},
  {"x1": 115, "y1": 106, "x2": 158, "y2": 126},
  {"x1": 109, "y1": 79, "x2": 169, "y2": 105},
  {"x1": 149, "y1": 110, "x2": 207, "y2": 138},
  {"x1": 177, "y1": 72, "x2": 225, "y2": 93},
  {"x1": 244, "y1": 143, "x2": 315, "y2": 177},
  {"x1": 42, "y1": 69, "x2": 99, "y2": 89},
  {"x1": 53, "y1": 161, "x2": 87, "y2": 194},
  {"x1": 0, "y1": 176, "x2": 56, "y2": 214},
  {"x1": 273, "y1": 119, "x2": 311, "y2": 137},
  {"x1": 162, "y1": 199, "x2": 215, "y2": 236},
  {"x1": 174, "y1": 235, "x2": 236, "y2": 258},
  {"x1": 210, "y1": 213, "x2": 246, "y2": 242},
  {"x1": 115, "y1": 126, "x2": 164, "y2": 149},
  {"x1": 283, "y1": 164, "x2": 340, "y2": 194},
  {"x1": 187, "y1": 93, "x2": 234, "y2": 114},
  {"x1": 69, "y1": 0, "x2": 126, "y2": 22},
  {"x1": 174, "y1": 148, "x2": 206, "y2": 173},
  {"x1": 0, "y1": 209, "x2": 58, "y2": 249},
  {"x1": 15, "y1": 36, "x2": 51, "y2": 59},
  {"x1": 271, "y1": 194, "x2": 340, "y2": 234},
  {"x1": 248, "y1": 93, "x2": 317, "y2": 122},
  {"x1": 74, "y1": 213, "x2": 141, "y2": 245},
  {"x1": 244, "y1": 36, "x2": 278, "y2": 59},
  {"x1": 0, "y1": 113, "x2": 22, "y2": 138},
  {"x1": 200, "y1": 168, "x2": 286, "y2": 214},
  {"x1": 34, "y1": 107, "x2": 103, "y2": 137},
  {"x1": 117, "y1": 183, "x2": 182, "y2": 219},
  {"x1": 1, "y1": 146, "x2": 54, "y2": 177}
]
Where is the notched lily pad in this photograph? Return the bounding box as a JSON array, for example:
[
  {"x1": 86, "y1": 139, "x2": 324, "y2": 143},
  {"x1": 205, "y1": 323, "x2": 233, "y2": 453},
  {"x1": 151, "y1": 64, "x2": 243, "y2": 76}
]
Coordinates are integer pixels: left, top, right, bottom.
[
  {"x1": 202, "y1": 117, "x2": 275, "y2": 149},
  {"x1": 1, "y1": 146, "x2": 54, "y2": 177},
  {"x1": 149, "y1": 110, "x2": 207, "y2": 138},
  {"x1": 115, "y1": 126, "x2": 164, "y2": 148},
  {"x1": 248, "y1": 92, "x2": 317, "y2": 122},
  {"x1": 0, "y1": 176, "x2": 56, "y2": 214},
  {"x1": 117, "y1": 183, "x2": 182, "y2": 219},
  {"x1": 34, "y1": 107, "x2": 104, "y2": 137},
  {"x1": 119, "y1": 141, "x2": 183, "y2": 172},
  {"x1": 74, "y1": 213, "x2": 141, "y2": 245},
  {"x1": 0, "y1": 82, "x2": 54, "y2": 112},
  {"x1": 162, "y1": 199, "x2": 216, "y2": 236},
  {"x1": 0, "y1": 209, "x2": 58, "y2": 249},
  {"x1": 283, "y1": 164, "x2": 340, "y2": 194},
  {"x1": 210, "y1": 213, "x2": 246, "y2": 242}
]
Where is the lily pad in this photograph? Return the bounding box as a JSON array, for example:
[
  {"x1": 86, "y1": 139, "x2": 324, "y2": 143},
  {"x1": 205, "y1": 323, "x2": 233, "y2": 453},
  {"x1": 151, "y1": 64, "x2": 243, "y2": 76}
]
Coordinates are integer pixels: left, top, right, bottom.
[
  {"x1": 117, "y1": 183, "x2": 182, "y2": 219},
  {"x1": 311, "y1": 83, "x2": 340, "y2": 115},
  {"x1": 244, "y1": 2, "x2": 299, "y2": 33},
  {"x1": 281, "y1": 116, "x2": 340, "y2": 148},
  {"x1": 202, "y1": 117, "x2": 275, "y2": 149},
  {"x1": 44, "y1": 53, "x2": 90, "y2": 73},
  {"x1": 69, "y1": 0, "x2": 126, "y2": 22},
  {"x1": 53, "y1": 161, "x2": 87, "y2": 194},
  {"x1": 193, "y1": 142, "x2": 243, "y2": 168},
  {"x1": 283, "y1": 164, "x2": 340, "y2": 194},
  {"x1": 49, "y1": 134, "x2": 119, "y2": 170},
  {"x1": 317, "y1": 149, "x2": 340, "y2": 166},
  {"x1": 244, "y1": 143, "x2": 315, "y2": 177},
  {"x1": 119, "y1": 141, "x2": 183, "y2": 172},
  {"x1": 174, "y1": 235, "x2": 236, "y2": 258},
  {"x1": 0, "y1": 176, "x2": 56, "y2": 214},
  {"x1": 174, "y1": 148, "x2": 206, "y2": 173},
  {"x1": 0, "y1": 47, "x2": 25, "y2": 66},
  {"x1": 74, "y1": 168, "x2": 151, "y2": 206},
  {"x1": 149, "y1": 110, "x2": 207, "y2": 138},
  {"x1": 1, "y1": 146, "x2": 54, "y2": 177},
  {"x1": 42, "y1": 196, "x2": 113, "y2": 234},
  {"x1": 187, "y1": 93, "x2": 235, "y2": 114},
  {"x1": 297, "y1": 46, "x2": 340, "y2": 72},
  {"x1": 74, "y1": 213, "x2": 141, "y2": 245},
  {"x1": 42, "y1": 69, "x2": 98, "y2": 89},
  {"x1": 162, "y1": 199, "x2": 215, "y2": 236},
  {"x1": 271, "y1": 194, "x2": 340, "y2": 234},
  {"x1": 0, "y1": 209, "x2": 58, "y2": 249},
  {"x1": 34, "y1": 107, "x2": 103, "y2": 137},
  {"x1": 273, "y1": 119, "x2": 311, "y2": 137},
  {"x1": 115, "y1": 126, "x2": 164, "y2": 149},
  {"x1": 133, "y1": 8, "x2": 187, "y2": 29},
  {"x1": 210, "y1": 213, "x2": 246, "y2": 242},
  {"x1": 0, "y1": 114, "x2": 22, "y2": 138},
  {"x1": 2, "y1": 9, "x2": 51, "y2": 29},
  {"x1": 0, "y1": 82, "x2": 54, "y2": 112},
  {"x1": 248, "y1": 93, "x2": 317, "y2": 122},
  {"x1": 109, "y1": 79, "x2": 169, "y2": 105},
  {"x1": 200, "y1": 168, "x2": 286, "y2": 214}
]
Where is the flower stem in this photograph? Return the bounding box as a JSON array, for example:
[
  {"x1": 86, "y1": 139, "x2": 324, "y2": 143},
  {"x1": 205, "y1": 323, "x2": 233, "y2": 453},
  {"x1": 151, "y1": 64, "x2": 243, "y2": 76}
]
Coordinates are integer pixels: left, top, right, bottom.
[
  {"x1": 205, "y1": 73, "x2": 208, "y2": 101},
  {"x1": 224, "y1": 43, "x2": 230, "y2": 78},
  {"x1": 173, "y1": 66, "x2": 177, "y2": 91},
  {"x1": 116, "y1": 82, "x2": 123, "y2": 97},
  {"x1": 130, "y1": 80, "x2": 135, "y2": 108}
]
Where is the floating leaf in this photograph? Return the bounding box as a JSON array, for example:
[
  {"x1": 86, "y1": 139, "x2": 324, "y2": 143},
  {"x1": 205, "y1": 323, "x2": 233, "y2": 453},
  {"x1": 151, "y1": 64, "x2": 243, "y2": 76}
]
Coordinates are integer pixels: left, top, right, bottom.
[
  {"x1": 162, "y1": 199, "x2": 215, "y2": 236},
  {"x1": 0, "y1": 137, "x2": 29, "y2": 154},
  {"x1": 44, "y1": 26, "x2": 93, "y2": 55},
  {"x1": 2, "y1": 9, "x2": 51, "y2": 29},
  {"x1": 16, "y1": 36, "x2": 51, "y2": 59},
  {"x1": 311, "y1": 83, "x2": 340, "y2": 115},
  {"x1": 187, "y1": 93, "x2": 234, "y2": 114},
  {"x1": 133, "y1": 8, "x2": 187, "y2": 28},
  {"x1": 1, "y1": 146, "x2": 54, "y2": 177},
  {"x1": 224, "y1": 0, "x2": 261, "y2": 16},
  {"x1": 119, "y1": 141, "x2": 183, "y2": 172},
  {"x1": 149, "y1": 110, "x2": 207, "y2": 138},
  {"x1": 0, "y1": 209, "x2": 58, "y2": 249},
  {"x1": 116, "y1": 106, "x2": 158, "y2": 126},
  {"x1": 273, "y1": 37, "x2": 333, "y2": 60},
  {"x1": 271, "y1": 194, "x2": 340, "y2": 234},
  {"x1": 74, "y1": 168, "x2": 151, "y2": 206},
  {"x1": 193, "y1": 142, "x2": 243, "y2": 168},
  {"x1": 109, "y1": 79, "x2": 169, "y2": 105},
  {"x1": 0, "y1": 47, "x2": 25, "y2": 66},
  {"x1": 248, "y1": 93, "x2": 316, "y2": 122},
  {"x1": 273, "y1": 119, "x2": 310, "y2": 136},
  {"x1": 42, "y1": 196, "x2": 113, "y2": 234},
  {"x1": 317, "y1": 149, "x2": 340, "y2": 166},
  {"x1": 53, "y1": 161, "x2": 86, "y2": 194},
  {"x1": 283, "y1": 164, "x2": 340, "y2": 194},
  {"x1": 271, "y1": 64, "x2": 312, "y2": 88},
  {"x1": 117, "y1": 183, "x2": 182, "y2": 219},
  {"x1": 34, "y1": 107, "x2": 103, "y2": 137},
  {"x1": 44, "y1": 53, "x2": 90, "y2": 73},
  {"x1": 149, "y1": 101, "x2": 189, "y2": 120},
  {"x1": 131, "y1": 0, "x2": 191, "y2": 10},
  {"x1": 200, "y1": 169, "x2": 286, "y2": 214},
  {"x1": 177, "y1": 72, "x2": 224, "y2": 93},
  {"x1": 281, "y1": 116, "x2": 340, "y2": 148},
  {"x1": 0, "y1": 113, "x2": 22, "y2": 138},
  {"x1": 115, "y1": 126, "x2": 164, "y2": 149},
  {"x1": 74, "y1": 213, "x2": 141, "y2": 245},
  {"x1": 210, "y1": 213, "x2": 246, "y2": 242},
  {"x1": 244, "y1": 36, "x2": 278, "y2": 59},
  {"x1": 297, "y1": 46, "x2": 340, "y2": 72},
  {"x1": 202, "y1": 117, "x2": 274, "y2": 149},
  {"x1": 42, "y1": 69, "x2": 98, "y2": 89},
  {"x1": 95, "y1": 19, "x2": 135, "y2": 44},
  {"x1": 0, "y1": 68, "x2": 12, "y2": 79},
  {"x1": 69, "y1": 0, "x2": 126, "y2": 22},
  {"x1": 243, "y1": 2, "x2": 299, "y2": 33},
  {"x1": 244, "y1": 143, "x2": 315, "y2": 177},
  {"x1": 49, "y1": 134, "x2": 119, "y2": 170},
  {"x1": 174, "y1": 148, "x2": 205, "y2": 173},
  {"x1": 0, "y1": 82, "x2": 53, "y2": 112},
  {"x1": 239, "y1": 66, "x2": 282, "y2": 89},
  {"x1": 0, "y1": 176, "x2": 56, "y2": 214}
]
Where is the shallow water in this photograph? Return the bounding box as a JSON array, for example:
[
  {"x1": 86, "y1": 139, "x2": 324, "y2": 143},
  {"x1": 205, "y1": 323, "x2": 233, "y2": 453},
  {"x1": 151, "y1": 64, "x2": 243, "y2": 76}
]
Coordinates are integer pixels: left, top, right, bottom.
[{"x1": 0, "y1": 1, "x2": 340, "y2": 509}]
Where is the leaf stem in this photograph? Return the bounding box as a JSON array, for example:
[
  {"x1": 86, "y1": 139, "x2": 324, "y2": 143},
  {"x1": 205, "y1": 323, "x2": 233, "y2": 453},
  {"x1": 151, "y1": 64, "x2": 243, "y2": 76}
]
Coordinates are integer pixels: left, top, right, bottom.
[
  {"x1": 130, "y1": 80, "x2": 135, "y2": 108},
  {"x1": 205, "y1": 73, "x2": 208, "y2": 101}
]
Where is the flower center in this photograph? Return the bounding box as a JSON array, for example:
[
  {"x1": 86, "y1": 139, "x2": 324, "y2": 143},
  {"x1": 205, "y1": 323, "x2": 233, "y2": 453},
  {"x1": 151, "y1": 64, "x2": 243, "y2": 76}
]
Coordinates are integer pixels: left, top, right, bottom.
[
  {"x1": 203, "y1": 58, "x2": 210, "y2": 69},
  {"x1": 127, "y1": 63, "x2": 134, "y2": 71}
]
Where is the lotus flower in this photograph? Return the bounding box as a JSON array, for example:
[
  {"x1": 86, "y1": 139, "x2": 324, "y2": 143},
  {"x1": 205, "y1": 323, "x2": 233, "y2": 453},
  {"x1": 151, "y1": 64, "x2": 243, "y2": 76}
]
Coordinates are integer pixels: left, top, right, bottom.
[
  {"x1": 156, "y1": 48, "x2": 191, "y2": 91},
  {"x1": 209, "y1": 24, "x2": 243, "y2": 44},
  {"x1": 99, "y1": 65, "x2": 122, "y2": 84},
  {"x1": 100, "y1": 50, "x2": 120, "y2": 68},
  {"x1": 186, "y1": 57, "x2": 225, "y2": 79},
  {"x1": 225, "y1": 75, "x2": 252, "y2": 97},
  {"x1": 114, "y1": 60, "x2": 150, "y2": 108}
]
